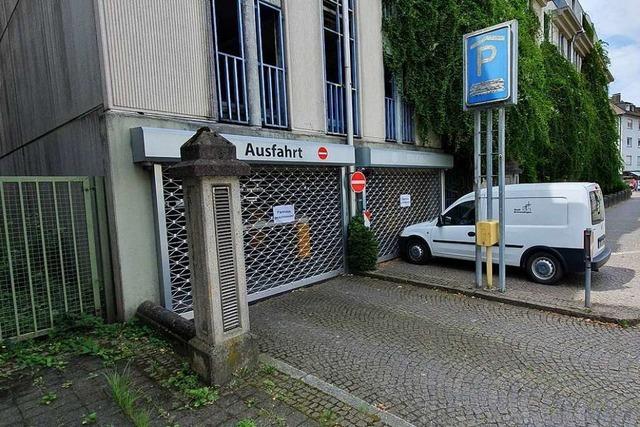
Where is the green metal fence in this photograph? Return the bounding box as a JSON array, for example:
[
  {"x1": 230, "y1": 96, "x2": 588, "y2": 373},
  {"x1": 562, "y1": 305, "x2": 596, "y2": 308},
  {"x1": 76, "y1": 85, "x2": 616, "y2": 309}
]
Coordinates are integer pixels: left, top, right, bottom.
[{"x1": 0, "y1": 177, "x2": 101, "y2": 341}]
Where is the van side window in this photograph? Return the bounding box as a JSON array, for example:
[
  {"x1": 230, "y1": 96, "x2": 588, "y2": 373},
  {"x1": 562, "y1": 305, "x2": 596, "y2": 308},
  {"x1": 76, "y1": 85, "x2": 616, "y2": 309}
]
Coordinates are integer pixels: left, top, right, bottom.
[
  {"x1": 590, "y1": 190, "x2": 604, "y2": 225},
  {"x1": 443, "y1": 201, "x2": 475, "y2": 226}
]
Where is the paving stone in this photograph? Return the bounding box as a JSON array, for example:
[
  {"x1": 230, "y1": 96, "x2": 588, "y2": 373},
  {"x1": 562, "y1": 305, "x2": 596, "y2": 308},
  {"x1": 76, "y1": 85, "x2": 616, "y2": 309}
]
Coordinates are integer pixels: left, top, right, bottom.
[{"x1": 250, "y1": 274, "x2": 640, "y2": 426}]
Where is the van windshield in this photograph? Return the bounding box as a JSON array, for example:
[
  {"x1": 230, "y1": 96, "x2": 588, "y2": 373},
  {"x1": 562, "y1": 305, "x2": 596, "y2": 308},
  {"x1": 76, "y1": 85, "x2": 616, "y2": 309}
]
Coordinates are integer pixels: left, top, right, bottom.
[{"x1": 590, "y1": 190, "x2": 604, "y2": 225}]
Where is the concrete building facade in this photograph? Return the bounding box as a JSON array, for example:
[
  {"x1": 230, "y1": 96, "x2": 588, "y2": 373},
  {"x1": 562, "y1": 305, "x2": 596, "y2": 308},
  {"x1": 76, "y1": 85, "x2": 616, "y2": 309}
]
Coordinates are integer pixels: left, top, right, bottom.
[
  {"x1": 532, "y1": 0, "x2": 598, "y2": 71},
  {"x1": 0, "y1": 0, "x2": 453, "y2": 320},
  {"x1": 611, "y1": 94, "x2": 640, "y2": 174}
]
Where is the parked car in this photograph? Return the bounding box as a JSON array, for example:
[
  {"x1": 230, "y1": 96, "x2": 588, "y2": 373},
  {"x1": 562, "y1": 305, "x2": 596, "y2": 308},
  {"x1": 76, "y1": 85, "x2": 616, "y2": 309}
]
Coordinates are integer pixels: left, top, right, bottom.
[{"x1": 399, "y1": 183, "x2": 610, "y2": 284}]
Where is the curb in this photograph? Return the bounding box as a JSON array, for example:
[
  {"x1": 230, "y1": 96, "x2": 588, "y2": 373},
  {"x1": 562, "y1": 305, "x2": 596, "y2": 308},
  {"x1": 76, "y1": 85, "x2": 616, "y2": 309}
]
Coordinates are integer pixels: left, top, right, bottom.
[
  {"x1": 259, "y1": 354, "x2": 416, "y2": 427},
  {"x1": 361, "y1": 271, "x2": 640, "y2": 327}
]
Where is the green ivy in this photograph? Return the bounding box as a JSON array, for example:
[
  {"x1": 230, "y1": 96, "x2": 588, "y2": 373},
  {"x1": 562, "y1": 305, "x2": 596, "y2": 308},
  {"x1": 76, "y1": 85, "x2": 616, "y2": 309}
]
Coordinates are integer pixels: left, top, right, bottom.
[{"x1": 382, "y1": 0, "x2": 624, "y2": 193}]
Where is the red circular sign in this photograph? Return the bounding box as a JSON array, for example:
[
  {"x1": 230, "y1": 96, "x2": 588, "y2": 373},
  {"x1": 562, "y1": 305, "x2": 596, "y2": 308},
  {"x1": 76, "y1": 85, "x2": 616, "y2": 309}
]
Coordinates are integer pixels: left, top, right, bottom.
[
  {"x1": 317, "y1": 146, "x2": 328, "y2": 160},
  {"x1": 350, "y1": 171, "x2": 366, "y2": 193}
]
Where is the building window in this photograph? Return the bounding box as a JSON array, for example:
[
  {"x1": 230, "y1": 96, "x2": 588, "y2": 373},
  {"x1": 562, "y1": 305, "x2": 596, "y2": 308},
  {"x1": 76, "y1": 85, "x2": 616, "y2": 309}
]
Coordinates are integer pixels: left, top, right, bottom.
[
  {"x1": 213, "y1": 0, "x2": 248, "y2": 123},
  {"x1": 627, "y1": 137, "x2": 633, "y2": 147},
  {"x1": 257, "y1": 1, "x2": 288, "y2": 128},
  {"x1": 637, "y1": 138, "x2": 640, "y2": 148},
  {"x1": 384, "y1": 66, "x2": 396, "y2": 141},
  {"x1": 628, "y1": 119, "x2": 633, "y2": 129},
  {"x1": 626, "y1": 155, "x2": 633, "y2": 165},
  {"x1": 323, "y1": 0, "x2": 360, "y2": 136},
  {"x1": 637, "y1": 156, "x2": 640, "y2": 166},
  {"x1": 402, "y1": 103, "x2": 416, "y2": 144}
]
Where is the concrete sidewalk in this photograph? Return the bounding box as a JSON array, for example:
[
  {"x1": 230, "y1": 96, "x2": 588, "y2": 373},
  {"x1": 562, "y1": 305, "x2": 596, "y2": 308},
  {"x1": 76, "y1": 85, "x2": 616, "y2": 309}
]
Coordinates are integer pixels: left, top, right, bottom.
[{"x1": 370, "y1": 193, "x2": 640, "y2": 325}]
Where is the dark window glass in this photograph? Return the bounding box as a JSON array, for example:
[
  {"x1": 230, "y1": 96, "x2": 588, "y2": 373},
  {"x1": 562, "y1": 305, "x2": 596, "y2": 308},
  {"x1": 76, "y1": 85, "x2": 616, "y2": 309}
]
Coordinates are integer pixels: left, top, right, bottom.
[
  {"x1": 324, "y1": 30, "x2": 341, "y2": 83},
  {"x1": 259, "y1": 5, "x2": 281, "y2": 67},
  {"x1": 590, "y1": 190, "x2": 604, "y2": 225},
  {"x1": 384, "y1": 66, "x2": 394, "y2": 98},
  {"x1": 443, "y1": 201, "x2": 475, "y2": 226},
  {"x1": 215, "y1": 0, "x2": 242, "y2": 57}
]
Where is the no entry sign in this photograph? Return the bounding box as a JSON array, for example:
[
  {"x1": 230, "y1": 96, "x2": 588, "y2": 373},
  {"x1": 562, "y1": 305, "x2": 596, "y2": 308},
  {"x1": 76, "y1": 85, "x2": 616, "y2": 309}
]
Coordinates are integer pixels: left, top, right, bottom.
[
  {"x1": 350, "y1": 171, "x2": 366, "y2": 193},
  {"x1": 317, "y1": 146, "x2": 328, "y2": 160}
]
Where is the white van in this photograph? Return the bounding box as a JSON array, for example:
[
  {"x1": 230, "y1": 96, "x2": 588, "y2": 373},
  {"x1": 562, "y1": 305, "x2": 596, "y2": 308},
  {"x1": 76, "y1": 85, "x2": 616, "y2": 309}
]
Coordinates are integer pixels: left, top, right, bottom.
[{"x1": 399, "y1": 183, "x2": 610, "y2": 284}]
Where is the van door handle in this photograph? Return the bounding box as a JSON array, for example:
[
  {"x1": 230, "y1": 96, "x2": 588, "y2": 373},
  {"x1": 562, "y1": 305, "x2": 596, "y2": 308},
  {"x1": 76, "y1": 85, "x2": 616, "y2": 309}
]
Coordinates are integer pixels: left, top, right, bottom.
[{"x1": 468, "y1": 231, "x2": 476, "y2": 237}]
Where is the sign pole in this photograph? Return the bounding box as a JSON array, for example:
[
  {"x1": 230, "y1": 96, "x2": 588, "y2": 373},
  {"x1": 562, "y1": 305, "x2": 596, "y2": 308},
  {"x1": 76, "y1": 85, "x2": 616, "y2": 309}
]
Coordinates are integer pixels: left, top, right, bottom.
[
  {"x1": 498, "y1": 107, "x2": 506, "y2": 292},
  {"x1": 486, "y1": 110, "x2": 494, "y2": 289},
  {"x1": 464, "y1": 19, "x2": 518, "y2": 291},
  {"x1": 474, "y1": 110, "x2": 482, "y2": 289}
]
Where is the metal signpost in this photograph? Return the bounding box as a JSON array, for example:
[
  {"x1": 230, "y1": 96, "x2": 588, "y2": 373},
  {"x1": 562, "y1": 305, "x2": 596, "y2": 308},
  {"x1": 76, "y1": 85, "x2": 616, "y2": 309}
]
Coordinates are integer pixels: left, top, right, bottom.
[
  {"x1": 584, "y1": 229, "x2": 593, "y2": 308},
  {"x1": 463, "y1": 20, "x2": 518, "y2": 292}
]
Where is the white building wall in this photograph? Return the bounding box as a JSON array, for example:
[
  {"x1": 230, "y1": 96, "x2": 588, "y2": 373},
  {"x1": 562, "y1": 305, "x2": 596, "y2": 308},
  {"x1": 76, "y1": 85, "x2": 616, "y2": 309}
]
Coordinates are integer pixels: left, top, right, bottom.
[{"x1": 620, "y1": 114, "x2": 640, "y2": 171}]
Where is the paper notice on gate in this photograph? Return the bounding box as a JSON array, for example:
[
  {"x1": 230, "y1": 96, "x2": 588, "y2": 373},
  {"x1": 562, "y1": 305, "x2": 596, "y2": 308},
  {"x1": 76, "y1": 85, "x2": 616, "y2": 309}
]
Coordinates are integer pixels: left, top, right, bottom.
[
  {"x1": 400, "y1": 194, "x2": 411, "y2": 208},
  {"x1": 273, "y1": 204, "x2": 296, "y2": 224}
]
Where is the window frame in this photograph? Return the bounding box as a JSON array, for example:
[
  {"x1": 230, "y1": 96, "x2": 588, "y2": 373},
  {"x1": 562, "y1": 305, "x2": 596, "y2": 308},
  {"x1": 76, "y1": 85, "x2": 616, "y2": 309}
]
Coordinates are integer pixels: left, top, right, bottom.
[{"x1": 441, "y1": 200, "x2": 476, "y2": 227}]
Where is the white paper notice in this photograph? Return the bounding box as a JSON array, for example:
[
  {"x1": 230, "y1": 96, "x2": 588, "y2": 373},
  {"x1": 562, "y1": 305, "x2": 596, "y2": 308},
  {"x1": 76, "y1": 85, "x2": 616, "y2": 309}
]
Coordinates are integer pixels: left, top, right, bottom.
[
  {"x1": 273, "y1": 204, "x2": 296, "y2": 224},
  {"x1": 400, "y1": 194, "x2": 411, "y2": 208}
]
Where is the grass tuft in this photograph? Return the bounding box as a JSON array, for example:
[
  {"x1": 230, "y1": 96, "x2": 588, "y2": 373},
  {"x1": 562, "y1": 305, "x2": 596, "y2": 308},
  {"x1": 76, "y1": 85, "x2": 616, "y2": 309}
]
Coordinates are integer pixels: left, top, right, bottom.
[{"x1": 104, "y1": 369, "x2": 150, "y2": 427}]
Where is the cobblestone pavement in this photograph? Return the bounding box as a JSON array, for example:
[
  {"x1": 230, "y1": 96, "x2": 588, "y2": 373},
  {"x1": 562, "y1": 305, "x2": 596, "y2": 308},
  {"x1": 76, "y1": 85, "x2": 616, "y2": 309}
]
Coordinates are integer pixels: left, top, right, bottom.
[
  {"x1": 377, "y1": 193, "x2": 640, "y2": 320},
  {"x1": 0, "y1": 342, "x2": 383, "y2": 426},
  {"x1": 251, "y1": 275, "x2": 640, "y2": 426}
]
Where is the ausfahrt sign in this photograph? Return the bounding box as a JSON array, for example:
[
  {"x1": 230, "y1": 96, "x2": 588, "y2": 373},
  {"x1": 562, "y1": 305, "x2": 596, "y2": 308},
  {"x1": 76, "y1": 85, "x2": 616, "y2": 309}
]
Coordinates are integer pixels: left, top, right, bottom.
[
  {"x1": 463, "y1": 20, "x2": 518, "y2": 110},
  {"x1": 350, "y1": 171, "x2": 366, "y2": 193}
]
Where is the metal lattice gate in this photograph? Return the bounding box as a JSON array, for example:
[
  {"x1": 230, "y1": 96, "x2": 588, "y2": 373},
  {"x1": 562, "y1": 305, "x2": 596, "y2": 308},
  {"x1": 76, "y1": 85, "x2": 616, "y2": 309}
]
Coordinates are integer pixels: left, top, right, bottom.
[
  {"x1": 161, "y1": 166, "x2": 344, "y2": 314},
  {"x1": 366, "y1": 168, "x2": 442, "y2": 261},
  {"x1": 0, "y1": 178, "x2": 101, "y2": 341}
]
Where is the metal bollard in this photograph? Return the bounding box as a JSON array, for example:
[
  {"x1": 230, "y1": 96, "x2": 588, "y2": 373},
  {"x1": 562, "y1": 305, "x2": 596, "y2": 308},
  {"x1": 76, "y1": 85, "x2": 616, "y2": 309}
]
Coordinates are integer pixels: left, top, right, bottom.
[{"x1": 584, "y1": 229, "x2": 592, "y2": 308}]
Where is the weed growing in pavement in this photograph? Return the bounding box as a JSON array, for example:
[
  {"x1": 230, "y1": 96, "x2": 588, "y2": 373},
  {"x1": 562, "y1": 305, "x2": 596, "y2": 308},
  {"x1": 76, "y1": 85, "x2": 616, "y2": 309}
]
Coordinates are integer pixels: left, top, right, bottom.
[
  {"x1": 81, "y1": 412, "x2": 97, "y2": 425},
  {"x1": 319, "y1": 409, "x2": 338, "y2": 426},
  {"x1": 162, "y1": 363, "x2": 219, "y2": 408},
  {"x1": 0, "y1": 314, "x2": 171, "y2": 378},
  {"x1": 40, "y1": 391, "x2": 57, "y2": 405},
  {"x1": 105, "y1": 368, "x2": 150, "y2": 427},
  {"x1": 236, "y1": 419, "x2": 257, "y2": 427},
  {"x1": 258, "y1": 408, "x2": 286, "y2": 427},
  {"x1": 260, "y1": 363, "x2": 276, "y2": 375}
]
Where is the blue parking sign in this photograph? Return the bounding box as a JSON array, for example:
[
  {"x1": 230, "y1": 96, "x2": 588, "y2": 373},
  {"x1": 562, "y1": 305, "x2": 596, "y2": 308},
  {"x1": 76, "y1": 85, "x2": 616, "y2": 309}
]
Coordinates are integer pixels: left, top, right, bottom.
[{"x1": 463, "y1": 21, "x2": 518, "y2": 109}]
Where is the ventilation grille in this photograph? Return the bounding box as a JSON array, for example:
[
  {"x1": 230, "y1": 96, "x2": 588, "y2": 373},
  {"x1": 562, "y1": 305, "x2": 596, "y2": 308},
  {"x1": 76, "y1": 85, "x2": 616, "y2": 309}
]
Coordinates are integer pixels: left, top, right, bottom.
[
  {"x1": 212, "y1": 186, "x2": 241, "y2": 332},
  {"x1": 366, "y1": 168, "x2": 441, "y2": 260}
]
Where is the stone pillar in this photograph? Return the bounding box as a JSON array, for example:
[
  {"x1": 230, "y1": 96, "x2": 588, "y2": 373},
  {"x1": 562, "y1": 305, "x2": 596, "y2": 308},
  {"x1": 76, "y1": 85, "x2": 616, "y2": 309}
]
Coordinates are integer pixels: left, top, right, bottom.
[
  {"x1": 170, "y1": 127, "x2": 257, "y2": 386},
  {"x1": 242, "y1": 0, "x2": 263, "y2": 127}
]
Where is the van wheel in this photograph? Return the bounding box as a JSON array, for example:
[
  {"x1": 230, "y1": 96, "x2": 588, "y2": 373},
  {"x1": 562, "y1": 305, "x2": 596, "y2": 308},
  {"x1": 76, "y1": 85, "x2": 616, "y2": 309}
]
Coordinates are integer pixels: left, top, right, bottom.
[
  {"x1": 404, "y1": 238, "x2": 431, "y2": 265},
  {"x1": 526, "y1": 252, "x2": 564, "y2": 285}
]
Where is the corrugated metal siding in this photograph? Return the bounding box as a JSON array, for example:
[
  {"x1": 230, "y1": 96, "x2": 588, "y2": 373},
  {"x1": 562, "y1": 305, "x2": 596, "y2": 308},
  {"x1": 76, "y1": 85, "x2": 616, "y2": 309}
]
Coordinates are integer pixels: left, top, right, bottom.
[
  {"x1": 0, "y1": 110, "x2": 106, "y2": 177},
  {"x1": 0, "y1": 0, "x2": 18, "y2": 36},
  {"x1": 0, "y1": 0, "x2": 102, "y2": 158},
  {"x1": 99, "y1": 0, "x2": 214, "y2": 118}
]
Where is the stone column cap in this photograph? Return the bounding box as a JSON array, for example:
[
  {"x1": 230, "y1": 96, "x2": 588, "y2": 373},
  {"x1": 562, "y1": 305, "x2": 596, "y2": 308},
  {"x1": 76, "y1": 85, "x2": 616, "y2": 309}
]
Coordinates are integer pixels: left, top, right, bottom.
[{"x1": 169, "y1": 127, "x2": 251, "y2": 178}]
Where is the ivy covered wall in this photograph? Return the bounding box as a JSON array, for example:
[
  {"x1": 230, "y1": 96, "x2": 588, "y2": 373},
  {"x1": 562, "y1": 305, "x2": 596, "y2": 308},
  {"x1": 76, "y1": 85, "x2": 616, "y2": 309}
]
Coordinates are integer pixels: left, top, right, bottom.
[{"x1": 382, "y1": 0, "x2": 624, "y2": 193}]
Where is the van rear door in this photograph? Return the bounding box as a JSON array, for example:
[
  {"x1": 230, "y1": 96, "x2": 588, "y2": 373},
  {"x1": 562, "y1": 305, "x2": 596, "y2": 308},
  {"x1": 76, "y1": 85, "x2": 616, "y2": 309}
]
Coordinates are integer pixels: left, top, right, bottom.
[{"x1": 589, "y1": 186, "x2": 606, "y2": 256}]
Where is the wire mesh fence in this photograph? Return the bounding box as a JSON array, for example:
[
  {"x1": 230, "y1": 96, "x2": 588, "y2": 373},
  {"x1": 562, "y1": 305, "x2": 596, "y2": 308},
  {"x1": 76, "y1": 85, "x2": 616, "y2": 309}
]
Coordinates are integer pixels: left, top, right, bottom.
[{"x1": 0, "y1": 177, "x2": 101, "y2": 341}]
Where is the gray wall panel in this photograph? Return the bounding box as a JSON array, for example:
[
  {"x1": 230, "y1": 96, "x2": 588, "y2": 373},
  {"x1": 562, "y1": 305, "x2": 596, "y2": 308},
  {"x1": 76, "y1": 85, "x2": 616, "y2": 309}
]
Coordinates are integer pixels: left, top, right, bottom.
[
  {"x1": 0, "y1": 110, "x2": 106, "y2": 176},
  {"x1": 98, "y1": 0, "x2": 214, "y2": 118},
  {"x1": 0, "y1": 0, "x2": 102, "y2": 159},
  {"x1": 0, "y1": 0, "x2": 18, "y2": 36}
]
